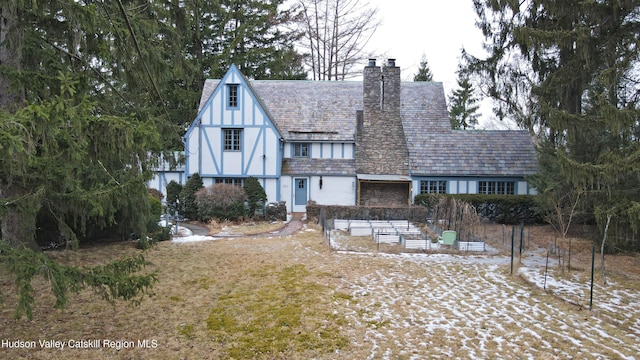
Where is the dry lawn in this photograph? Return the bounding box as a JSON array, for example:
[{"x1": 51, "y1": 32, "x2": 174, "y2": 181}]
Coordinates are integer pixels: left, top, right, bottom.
[
  {"x1": 205, "y1": 219, "x2": 287, "y2": 236},
  {"x1": 1, "y1": 221, "x2": 639, "y2": 359}
]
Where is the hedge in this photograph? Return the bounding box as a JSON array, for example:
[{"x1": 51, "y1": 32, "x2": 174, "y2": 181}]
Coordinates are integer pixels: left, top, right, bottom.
[{"x1": 414, "y1": 193, "x2": 541, "y2": 225}]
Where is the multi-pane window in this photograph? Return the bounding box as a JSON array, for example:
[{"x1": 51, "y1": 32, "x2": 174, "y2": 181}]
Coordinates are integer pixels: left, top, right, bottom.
[
  {"x1": 215, "y1": 178, "x2": 244, "y2": 187},
  {"x1": 419, "y1": 180, "x2": 447, "y2": 194},
  {"x1": 223, "y1": 128, "x2": 241, "y2": 151},
  {"x1": 293, "y1": 143, "x2": 310, "y2": 157},
  {"x1": 478, "y1": 181, "x2": 515, "y2": 195},
  {"x1": 228, "y1": 84, "x2": 239, "y2": 108}
]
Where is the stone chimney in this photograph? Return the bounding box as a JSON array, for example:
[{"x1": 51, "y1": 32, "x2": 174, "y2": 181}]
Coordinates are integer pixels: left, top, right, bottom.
[
  {"x1": 363, "y1": 58, "x2": 381, "y2": 111},
  {"x1": 356, "y1": 58, "x2": 409, "y2": 176},
  {"x1": 382, "y1": 59, "x2": 400, "y2": 112}
]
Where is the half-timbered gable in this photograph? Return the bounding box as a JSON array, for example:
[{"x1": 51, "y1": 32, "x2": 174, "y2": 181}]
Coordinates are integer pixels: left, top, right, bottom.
[{"x1": 183, "y1": 65, "x2": 283, "y2": 203}]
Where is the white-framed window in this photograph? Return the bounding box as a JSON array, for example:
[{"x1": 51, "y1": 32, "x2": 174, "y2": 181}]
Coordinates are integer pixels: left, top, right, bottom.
[
  {"x1": 223, "y1": 128, "x2": 242, "y2": 151},
  {"x1": 227, "y1": 84, "x2": 239, "y2": 108},
  {"x1": 293, "y1": 143, "x2": 310, "y2": 157},
  {"x1": 478, "y1": 181, "x2": 515, "y2": 195},
  {"x1": 419, "y1": 180, "x2": 447, "y2": 194}
]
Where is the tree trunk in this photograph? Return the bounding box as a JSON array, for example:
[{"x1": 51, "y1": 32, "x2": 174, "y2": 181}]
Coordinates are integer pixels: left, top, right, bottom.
[
  {"x1": 1, "y1": 187, "x2": 42, "y2": 252},
  {"x1": 0, "y1": 3, "x2": 25, "y2": 111}
]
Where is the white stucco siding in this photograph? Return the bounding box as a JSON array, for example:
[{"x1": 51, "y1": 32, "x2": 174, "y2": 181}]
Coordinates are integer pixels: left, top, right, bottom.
[
  {"x1": 241, "y1": 127, "x2": 279, "y2": 176},
  {"x1": 309, "y1": 176, "x2": 356, "y2": 206},
  {"x1": 262, "y1": 131, "x2": 280, "y2": 175},
  {"x1": 252, "y1": 107, "x2": 265, "y2": 126},
  {"x1": 262, "y1": 178, "x2": 279, "y2": 206},
  {"x1": 200, "y1": 93, "x2": 221, "y2": 126},
  {"x1": 221, "y1": 151, "x2": 243, "y2": 174},
  {"x1": 185, "y1": 127, "x2": 201, "y2": 176},
  {"x1": 280, "y1": 176, "x2": 293, "y2": 212},
  {"x1": 197, "y1": 127, "x2": 221, "y2": 175},
  {"x1": 221, "y1": 109, "x2": 236, "y2": 126},
  {"x1": 201, "y1": 107, "x2": 212, "y2": 125}
]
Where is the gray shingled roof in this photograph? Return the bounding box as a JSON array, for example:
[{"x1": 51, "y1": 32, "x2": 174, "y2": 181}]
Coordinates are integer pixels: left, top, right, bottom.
[
  {"x1": 407, "y1": 130, "x2": 538, "y2": 177},
  {"x1": 282, "y1": 158, "x2": 355, "y2": 176},
  {"x1": 198, "y1": 78, "x2": 538, "y2": 177}
]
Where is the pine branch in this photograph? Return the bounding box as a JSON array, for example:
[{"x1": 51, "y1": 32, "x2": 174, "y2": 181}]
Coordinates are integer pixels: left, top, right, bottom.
[{"x1": 0, "y1": 241, "x2": 157, "y2": 320}]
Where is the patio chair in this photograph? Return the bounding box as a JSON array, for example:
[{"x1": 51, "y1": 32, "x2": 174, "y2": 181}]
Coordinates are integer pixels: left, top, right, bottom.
[{"x1": 437, "y1": 230, "x2": 457, "y2": 246}]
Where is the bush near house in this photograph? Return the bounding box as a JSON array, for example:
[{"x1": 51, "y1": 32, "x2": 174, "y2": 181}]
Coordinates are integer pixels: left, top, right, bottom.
[
  {"x1": 165, "y1": 180, "x2": 183, "y2": 215},
  {"x1": 195, "y1": 184, "x2": 247, "y2": 222},
  {"x1": 148, "y1": 188, "x2": 164, "y2": 201},
  {"x1": 243, "y1": 176, "x2": 267, "y2": 216},
  {"x1": 180, "y1": 173, "x2": 203, "y2": 220},
  {"x1": 414, "y1": 194, "x2": 541, "y2": 224}
]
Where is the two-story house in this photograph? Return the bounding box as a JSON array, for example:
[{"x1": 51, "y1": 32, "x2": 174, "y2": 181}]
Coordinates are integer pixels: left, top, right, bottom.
[{"x1": 150, "y1": 59, "x2": 537, "y2": 213}]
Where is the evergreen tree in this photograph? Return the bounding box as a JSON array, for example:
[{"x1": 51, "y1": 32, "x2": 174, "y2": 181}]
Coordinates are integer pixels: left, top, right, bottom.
[
  {"x1": 154, "y1": 0, "x2": 306, "y2": 137},
  {"x1": 468, "y1": 0, "x2": 640, "y2": 251},
  {"x1": 166, "y1": 180, "x2": 183, "y2": 214},
  {"x1": 180, "y1": 173, "x2": 204, "y2": 220},
  {"x1": 243, "y1": 176, "x2": 268, "y2": 216},
  {"x1": 413, "y1": 54, "x2": 434, "y2": 81},
  {"x1": 0, "y1": 0, "x2": 166, "y2": 316},
  {"x1": 448, "y1": 67, "x2": 480, "y2": 130}
]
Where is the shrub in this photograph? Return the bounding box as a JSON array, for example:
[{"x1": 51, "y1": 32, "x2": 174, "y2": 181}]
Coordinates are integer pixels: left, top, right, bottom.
[
  {"x1": 413, "y1": 193, "x2": 444, "y2": 208},
  {"x1": 180, "y1": 173, "x2": 203, "y2": 220},
  {"x1": 196, "y1": 184, "x2": 247, "y2": 221},
  {"x1": 243, "y1": 176, "x2": 267, "y2": 217},
  {"x1": 166, "y1": 181, "x2": 182, "y2": 205},
  {"x1": 137, "y1": 236, "x2": 157, "y2": 250},
  {"x1": 148, "y1": 188, "x2": 164, "y2": 201},
  {"x1": 139, "y1": 195, "x2": 167, "y2": 249},
  {"x1": 150, "y1": 226, "x2": 172, "y2": 242}
]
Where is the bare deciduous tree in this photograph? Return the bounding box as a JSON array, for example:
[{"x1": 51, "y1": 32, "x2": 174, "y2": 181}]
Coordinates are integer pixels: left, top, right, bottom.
[{"x1": 296, "y1": 0, "x2": 380, "y2": 80}]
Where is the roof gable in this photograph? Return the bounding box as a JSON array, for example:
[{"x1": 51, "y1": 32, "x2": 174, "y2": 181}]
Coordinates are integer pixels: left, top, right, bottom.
[{"x1": 188, "y1": 65, "x2": 284, "y2": 138}]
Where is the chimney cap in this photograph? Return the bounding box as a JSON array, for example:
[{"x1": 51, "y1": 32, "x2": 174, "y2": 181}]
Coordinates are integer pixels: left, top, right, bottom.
[
  {"x1": 367, "y1": 58, "x2": 377, "y2": 67},
  {"x1": 387, "y1": 58, "x2": 396, "y2": 67}
]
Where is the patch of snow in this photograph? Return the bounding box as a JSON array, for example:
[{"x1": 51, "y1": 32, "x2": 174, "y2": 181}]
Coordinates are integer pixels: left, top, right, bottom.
[{"x1": 172, "y1": 235, "x2": 220, "y2": 244}]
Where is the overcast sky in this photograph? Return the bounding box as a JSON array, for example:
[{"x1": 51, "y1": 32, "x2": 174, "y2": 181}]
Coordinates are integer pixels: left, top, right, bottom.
[
  {"x1": 367, "y1": 0, "x2": 484, "y2": 87},
  {"x1": 366, "y1": 0, "x2": 512, "y2": 129}
]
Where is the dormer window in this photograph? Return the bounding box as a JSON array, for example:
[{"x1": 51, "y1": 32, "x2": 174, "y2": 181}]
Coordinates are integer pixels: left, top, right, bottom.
[
  {"x1": 227, "y1": 84, "x2": 239, "y2": 108},
  {"x1": 293, "y1": 143, "x2": 310, "y2": 157}
]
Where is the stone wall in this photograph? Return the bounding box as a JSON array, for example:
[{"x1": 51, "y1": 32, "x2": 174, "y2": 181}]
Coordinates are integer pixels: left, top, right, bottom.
[
  {"x1": 306, "y1": 203, "x2": 428, "y2": 225},
  {"x1": 265, "y1": 201, "x2": 287, "y2": 221},
  {"x1": 359, "y1": 182, "x2": 409, "y2": 206}
]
